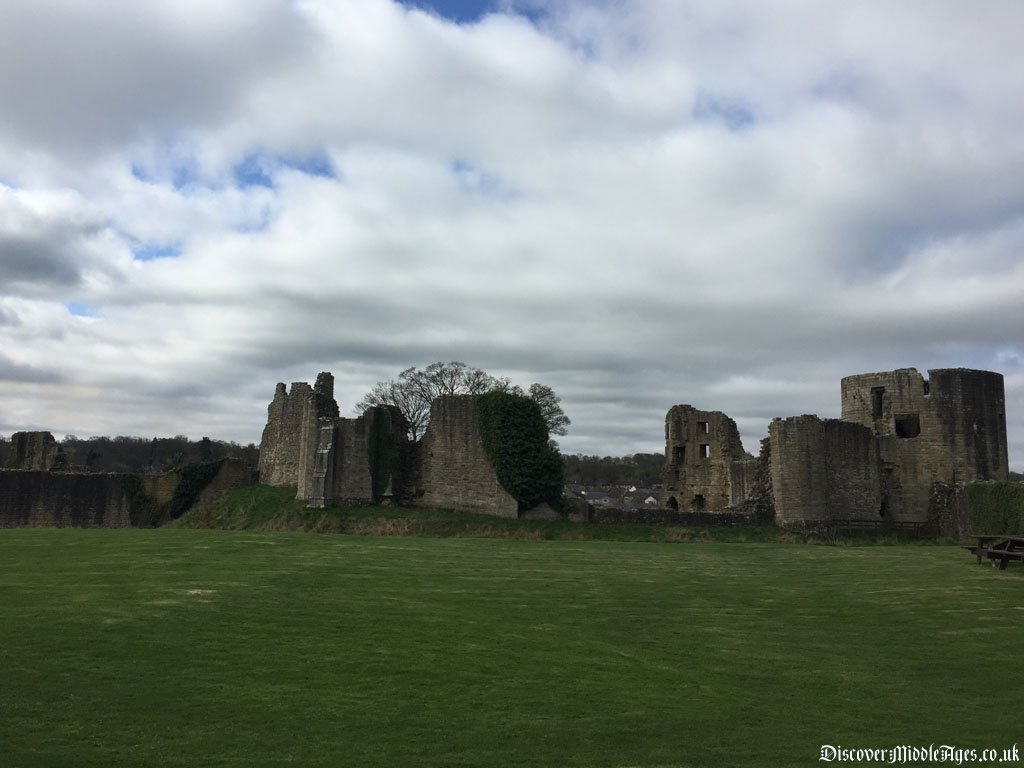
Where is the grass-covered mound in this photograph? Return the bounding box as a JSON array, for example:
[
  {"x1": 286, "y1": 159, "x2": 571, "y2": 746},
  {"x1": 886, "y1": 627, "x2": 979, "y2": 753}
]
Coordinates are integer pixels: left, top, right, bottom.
[
  {"x1": 0, "y1": 529, "x2": 1018, "y2": 767},
  {"x1": 174, "y1": 485, "x2": 928, "y2": 544}
]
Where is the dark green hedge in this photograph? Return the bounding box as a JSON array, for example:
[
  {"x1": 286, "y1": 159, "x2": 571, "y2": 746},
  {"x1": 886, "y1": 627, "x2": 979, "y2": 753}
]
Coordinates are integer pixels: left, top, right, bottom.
[
  {"x1": 168, "y1": 460, "x2": 226, "y2": 520},
  {"x1": 477, "y1": 391, "x2": 564, "y2": 511},
  {"x1": 122, "y1": 474, "x2": 159, "y2": 527},
  {"x1": 966, "y1": 481, "x2": 1024, "y2": 534},
  {"x1": 368, "y1": 406, "x2": 401, "y2": 503}
]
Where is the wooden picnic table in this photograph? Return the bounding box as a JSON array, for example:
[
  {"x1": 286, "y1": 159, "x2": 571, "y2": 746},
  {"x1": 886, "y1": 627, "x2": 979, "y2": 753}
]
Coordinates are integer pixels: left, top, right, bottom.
[{"x1": 967, "y1": 535, "x2": 1024, "y2": 570}]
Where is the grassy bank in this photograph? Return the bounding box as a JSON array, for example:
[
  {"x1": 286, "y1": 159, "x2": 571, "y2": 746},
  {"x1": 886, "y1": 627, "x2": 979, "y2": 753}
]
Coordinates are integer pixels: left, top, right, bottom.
[
  {"x1": 1, "y1": 528, "x2": 1019, "y2": 767},
  {"x1": 172, "y1": 485, "x2": 931, "y2": 545}
]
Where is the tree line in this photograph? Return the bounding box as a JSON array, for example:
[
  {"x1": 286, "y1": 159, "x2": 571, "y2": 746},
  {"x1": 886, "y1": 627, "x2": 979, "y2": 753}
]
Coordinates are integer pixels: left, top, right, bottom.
[{"x1": 563, "y1": 453, "x2": 665, "y2": 488}]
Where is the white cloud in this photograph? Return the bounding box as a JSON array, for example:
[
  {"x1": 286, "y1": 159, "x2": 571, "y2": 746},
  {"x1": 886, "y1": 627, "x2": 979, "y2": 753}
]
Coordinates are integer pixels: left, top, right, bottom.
[{"x1": 0, "y1": 0, "x2": 1021, "y2": 469}]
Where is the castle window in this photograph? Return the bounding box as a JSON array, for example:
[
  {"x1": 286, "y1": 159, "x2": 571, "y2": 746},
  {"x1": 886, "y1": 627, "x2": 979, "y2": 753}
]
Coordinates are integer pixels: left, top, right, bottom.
[
  {"x1": 667, "y1": 496, "x2": 679, "y2": 510},
  {"x1": 691, "y1": 494, "x2": 705, "y2": 510},
  {"x1": 699, "y1": 444, "x2": 710, "y2": 459},
  {"x1": 674, "y1": 446, "x2": 685, "y2": 463},
  {"x1": 895, "y1": 414, "x2": 920, "y2": 439},
  {"x1": 697, "y1": 421, "x2": 709, "y2": 434},
  {"x1": 871, "y1": 387, "x2": 885, "y2": 419}
]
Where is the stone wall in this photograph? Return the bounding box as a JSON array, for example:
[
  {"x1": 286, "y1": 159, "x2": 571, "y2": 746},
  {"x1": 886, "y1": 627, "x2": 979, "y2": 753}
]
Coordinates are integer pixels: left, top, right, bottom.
[
  {"x1": 0, "y1": 459, "x2": 253, "y2": 529},
  {"x1": 587, "y1": 507, "x2": 762, "y2": 527},
  {"x1": 303, "y1": 407, "x2": 408, "y2": 508},
  {"x1": 662, "y1": 406, "x2": 750, "y2": 511},
  {"x1": 928, "y1": 482, "x2": 970, "y2": 540},
  {"x1": 729, "y1": 458, "x2": 761, "y2": 508},
  {"x1": 841, "y1": 368, "x2": 1008, "y2": 521},
  {"x1": 768, "y1": 415, "x2": 882, "y2": 525},
  {"x1": 416, "y1": 395, "x2": 518, "y2": 518},
  {"x1": 8, "y1": 431, "x2": 58, "y2": 471},
  {"x1": 258, "y1": 372, "x2": 339, "y2": 488},
  {"x1": 0, "y1": 470, "x2": 130, "y2": 527}
]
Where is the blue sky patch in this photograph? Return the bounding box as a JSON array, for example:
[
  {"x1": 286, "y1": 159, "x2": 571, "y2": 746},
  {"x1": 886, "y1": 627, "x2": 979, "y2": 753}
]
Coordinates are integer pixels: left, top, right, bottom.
[
  {"x1": 285, "y1": 152, "x2": 336, "y2": 179},
  {"x1": 132, "y1": 243, "x2": 182, "y2": 261},
  {"x1": 402, "y1": 0, "x2": 494, "y2": 23},
  {"x1": 401, "y1": 0, "x2": 546, "y2": 24},
  {"x1": 66, "y1": 302, "x2": 99, "y2": 318},
  {"x1": 234, "y1": 155, "x2": 275, "y2": 189},
  {"x1": 233, "y1": 152, "x2": 337, "y2": 189},
  {"x1": 131, "y1": 159, "x2": 199, "y2": 191}
]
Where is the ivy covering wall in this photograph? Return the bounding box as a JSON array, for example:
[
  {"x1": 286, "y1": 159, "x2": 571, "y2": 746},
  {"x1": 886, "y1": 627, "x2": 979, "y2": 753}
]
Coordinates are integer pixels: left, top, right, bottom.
[
  {"x1": 477, "y1": 391, "x2": 564, "y2": 511},
  {"x1": 367, "y1": 406, "x2": 401, "y2": 503},
  {"x1": 966, "y1": 481, "x2": 1024, "y2": 534}
]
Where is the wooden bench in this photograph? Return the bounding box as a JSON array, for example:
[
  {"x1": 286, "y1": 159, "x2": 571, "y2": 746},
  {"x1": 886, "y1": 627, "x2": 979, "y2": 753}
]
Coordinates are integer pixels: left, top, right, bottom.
[{"x1": 966, "y1": 535, "x2": 1024, "y2": 570}]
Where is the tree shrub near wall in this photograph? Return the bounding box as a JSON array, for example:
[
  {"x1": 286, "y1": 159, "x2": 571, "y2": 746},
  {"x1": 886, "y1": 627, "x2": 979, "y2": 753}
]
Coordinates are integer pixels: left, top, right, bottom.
[
  {"x1": 122, "y1": 474, "x2": 160, "y2": 527},
  {"x1": 367, "y1": 407, "x2": 401, "y2": 503},
  {"x1": 168, "y1": 460, "x2": 226, "y2": 521},
  {"x1": 477, "y1": 391, "x2": 564, "y2": 511},
  {"x1": 965, "y1": 481, "x2": 1024, "y2": 534}
]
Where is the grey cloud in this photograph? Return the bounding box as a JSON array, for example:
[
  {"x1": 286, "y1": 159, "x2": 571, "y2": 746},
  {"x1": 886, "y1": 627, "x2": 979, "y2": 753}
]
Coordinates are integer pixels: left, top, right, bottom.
[
  {"x1": 0, "y1": 305, "x2": 21, "y2": 326},
  {"x1": 0, "y1": 1, "x2": 315, "y2": 158},
  {"x1": 0, "y1": 234, "x2": 85, "y2": 289},
  {"x1": 0, "y1": 352, "x2": 63, "y2": 384}
]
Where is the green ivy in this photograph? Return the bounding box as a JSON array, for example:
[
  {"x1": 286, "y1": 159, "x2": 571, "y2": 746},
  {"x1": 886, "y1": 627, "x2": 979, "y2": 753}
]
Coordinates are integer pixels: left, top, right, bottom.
[
  {"x1": 477, "y1": 391, "x2": 564, "y2": 511},
  {"x1": 966, "y1": 481, "x2": 1024, "y2": 534},
  {"x1": 367, "y1": 406, "x2": 400, "y2": 503},
  {"x1": 168, "y1": 460, "x2": 226, "y2": 520},
  {"x1": 122, "y1": 474, "x2": 159, "y2": 527}
]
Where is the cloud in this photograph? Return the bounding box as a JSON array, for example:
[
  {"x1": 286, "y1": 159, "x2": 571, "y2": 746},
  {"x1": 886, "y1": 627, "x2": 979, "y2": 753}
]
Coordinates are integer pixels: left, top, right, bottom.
[
  {"x1": 0, "y1": 0, "x2": 1021, "y2": 471},
  {"x1": 0, "y1": 352, "x2": 63, "y2": 384},
  {"x1": 0, "y1": 0, "x2": 314, "y2": 162}
]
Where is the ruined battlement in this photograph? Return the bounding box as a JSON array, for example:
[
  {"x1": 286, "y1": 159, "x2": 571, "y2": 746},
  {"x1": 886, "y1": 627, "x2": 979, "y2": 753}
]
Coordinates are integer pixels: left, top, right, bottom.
[
  {"x1": 302, "y1": 406, "x2": 409, "y2": 508},
  {"x1": 8, "y1": 431, "x2": 58, "y2": 471},
  {"x1": 662, "y1": 405, "x2": 751, "y2": 512},
  {"x1": 841, "y1": 368, "x2": 1007, "y2": 481},
  {"x1": 258, "y1": 373, "x2": 339, "y2": 487},
  {"x1": 663, "y1": 366, "x2": 1010, "y2": 529},
  {"x1": 256, "y1": 377, "x2": 523, "y2": 518}
]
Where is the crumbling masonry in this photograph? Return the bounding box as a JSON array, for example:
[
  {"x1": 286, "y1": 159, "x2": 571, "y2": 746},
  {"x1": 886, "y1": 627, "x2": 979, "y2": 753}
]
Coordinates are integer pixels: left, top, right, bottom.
[
  {"x1": 258, "y1": 374, "x2": 521, "y2": 517},
  {"x1": 663, "y1": 368, "x2": 1009, "y2": 529}
]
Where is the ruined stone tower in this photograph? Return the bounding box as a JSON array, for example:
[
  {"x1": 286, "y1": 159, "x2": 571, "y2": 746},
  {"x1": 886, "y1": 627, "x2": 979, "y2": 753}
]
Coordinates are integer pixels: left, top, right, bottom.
[
  {"x1": 258, "y1": 372, "x2": 339, "y2": 487},
  {"x1": 8, "y1": 431, "x2": 58, "y2": 471},
  {"x1": 840, "y1": 368, "x2": 1008, "y2": 521},
  {"x1": 662, "y1": 406, "x2": 752, "y2": 512}
]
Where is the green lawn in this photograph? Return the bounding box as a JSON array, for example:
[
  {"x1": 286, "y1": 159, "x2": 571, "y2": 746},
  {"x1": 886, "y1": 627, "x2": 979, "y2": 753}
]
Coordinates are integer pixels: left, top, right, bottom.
[{"x1": 0, "y1": 529, "x2": 1019, "y2": 768}]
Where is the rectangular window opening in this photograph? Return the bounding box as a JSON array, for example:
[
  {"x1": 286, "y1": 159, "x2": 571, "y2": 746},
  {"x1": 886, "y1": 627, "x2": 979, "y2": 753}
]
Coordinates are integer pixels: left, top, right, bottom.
[
  {"x1": 895, "y1": 414, "x2": 920, "y2": 439},
  {"x1": 871, "y1": 387, "x2": 885, "y2": 419},
  {"x1": 673, "y1": 446, "x2": 685, "y2": 463},
  {"x1": 696, "y1": 421, "x2": 709, "y2": 434},
  {"x1": 699, "y1": 444, "x2": 710, "y2": 459}
]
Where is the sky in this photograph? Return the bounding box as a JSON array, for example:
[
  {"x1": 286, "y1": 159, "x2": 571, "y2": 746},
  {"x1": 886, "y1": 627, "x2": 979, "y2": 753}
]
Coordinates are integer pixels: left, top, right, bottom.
[{"x1": 1, "y1": 0, "x2": 1022, "y2": 469}]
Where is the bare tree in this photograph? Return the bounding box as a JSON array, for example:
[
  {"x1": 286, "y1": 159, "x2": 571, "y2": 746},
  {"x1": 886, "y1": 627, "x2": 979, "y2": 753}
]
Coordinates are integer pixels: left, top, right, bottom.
[{"x1": 356, "y1": 361, "x2": 570, "y2": 441}]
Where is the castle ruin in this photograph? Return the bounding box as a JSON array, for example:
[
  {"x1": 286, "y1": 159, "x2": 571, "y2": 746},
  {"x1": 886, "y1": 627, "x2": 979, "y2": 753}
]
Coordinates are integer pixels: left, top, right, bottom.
[
  {"x1": 663, "y1": 368, "x2": 1009, "y2": 529},
  {"x1": 258, "y1": 373, "x2": 525, "y2": 517}
]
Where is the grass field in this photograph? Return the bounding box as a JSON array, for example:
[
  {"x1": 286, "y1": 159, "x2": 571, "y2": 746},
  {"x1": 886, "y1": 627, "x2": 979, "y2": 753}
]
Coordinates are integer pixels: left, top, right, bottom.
[{"x1": 1, "y1": 529, "x2": 1020, "y2": 768}]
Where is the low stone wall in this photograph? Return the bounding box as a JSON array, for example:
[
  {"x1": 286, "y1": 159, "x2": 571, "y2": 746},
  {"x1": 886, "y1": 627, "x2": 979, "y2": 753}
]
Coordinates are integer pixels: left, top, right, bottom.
[
  {"x1": 0, "y1": 470, "x2": 131, "y2": 527},
  {"x1": 0, "y1": 459, "x2": 254, "y2": 529},
  {"x1": 587, "y1": 507, "x2": 762, "y2": 527}
]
